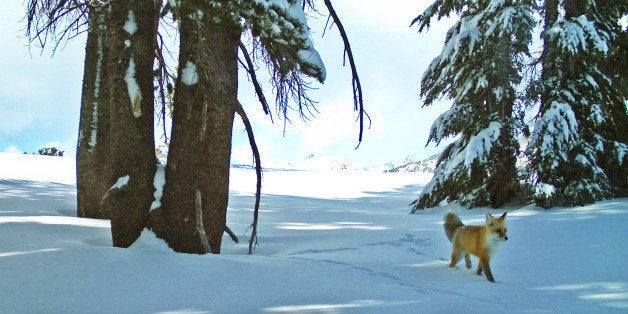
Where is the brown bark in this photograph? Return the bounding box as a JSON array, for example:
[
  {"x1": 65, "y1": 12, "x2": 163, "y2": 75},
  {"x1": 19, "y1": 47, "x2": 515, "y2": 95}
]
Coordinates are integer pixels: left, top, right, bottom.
[
  {"x1": 151, "y1": 0, "x2": 239, "y2": 254},
  {"x1": 77, "y1": 5, "x2": 112, "y2": 219},
  {"x1": 105, "y1": 0, "x2": 159, "y2": 248},
  {"x1": 539, "y1": 0, "x2": 559, "y2": 114}
]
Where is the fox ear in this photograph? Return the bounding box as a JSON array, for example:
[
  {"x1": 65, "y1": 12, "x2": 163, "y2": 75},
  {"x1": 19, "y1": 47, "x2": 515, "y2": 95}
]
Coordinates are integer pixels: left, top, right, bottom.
[
  {"x1": 500, "y1": 212, "x2": 507, "y2": 220},
  {"x1": 486, "y1": 212, "x2": 494, "y2": 226}
]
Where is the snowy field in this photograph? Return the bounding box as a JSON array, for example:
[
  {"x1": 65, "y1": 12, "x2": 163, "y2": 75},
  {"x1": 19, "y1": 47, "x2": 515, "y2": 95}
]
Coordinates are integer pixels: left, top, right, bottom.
[{"x1": 1, "y1": 152, "x2": 627, "y2": 313}]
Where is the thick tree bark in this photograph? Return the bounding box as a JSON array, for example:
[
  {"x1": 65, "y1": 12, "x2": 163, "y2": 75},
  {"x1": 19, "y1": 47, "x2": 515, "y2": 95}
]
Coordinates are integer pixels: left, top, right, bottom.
[
  {"x1": 105, "y1": 0, "x2": 159, "y2": 248},
  {"x1": 539, "y1": 0, "x2": 559, "y2": 111},
  {"x1": 486, "y1": 35, "x2": 519, "y2": 208},
  {"x1": 152, "y1": 1, "x2": 239, "y2": 254},
  {"x1": 533, "y1": 0, "x2": 560, "y2": 189},
  {"x1": 77, "y1": 5, "x2": 112, "y2": 219}
]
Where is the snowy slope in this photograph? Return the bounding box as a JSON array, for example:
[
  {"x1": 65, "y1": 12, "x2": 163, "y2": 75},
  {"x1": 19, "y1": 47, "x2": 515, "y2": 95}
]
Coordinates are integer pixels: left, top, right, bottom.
[{"x1": 0, "y1": 152, "x2": 627, "y2": 313}]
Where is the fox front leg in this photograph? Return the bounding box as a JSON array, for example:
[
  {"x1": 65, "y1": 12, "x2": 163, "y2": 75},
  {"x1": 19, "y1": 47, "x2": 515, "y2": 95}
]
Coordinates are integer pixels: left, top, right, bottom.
[
  {"x1": 464, "y1": 253, "x2": 472, "y2": 269},
  {"x1": 477, "y1": 258, "x2": 495, "y2": 283}
]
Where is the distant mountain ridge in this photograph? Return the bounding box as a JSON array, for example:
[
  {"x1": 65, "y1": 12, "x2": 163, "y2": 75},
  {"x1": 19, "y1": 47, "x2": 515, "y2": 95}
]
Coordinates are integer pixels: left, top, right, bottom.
[
  {"x1": 258, "y1": 153, "x2": 439, "y2": 173},
  {"x1": 383, "y1": 155, "x2": 438, "y2": 173}
]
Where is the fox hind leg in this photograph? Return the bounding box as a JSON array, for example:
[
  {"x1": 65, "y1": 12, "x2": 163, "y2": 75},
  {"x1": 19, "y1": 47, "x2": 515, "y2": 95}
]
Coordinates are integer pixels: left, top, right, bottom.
[
  {"x1": 464, "y1": 253, "x2": 472, "y2": 269},
  {"x1": 449, "y1": 249, "x2": 465, "y2": 268}
]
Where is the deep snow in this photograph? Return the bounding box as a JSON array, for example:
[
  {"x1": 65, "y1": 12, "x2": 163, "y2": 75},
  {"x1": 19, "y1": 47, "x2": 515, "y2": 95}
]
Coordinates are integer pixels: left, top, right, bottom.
[{"x1": 0, "y1": 153, "x2": 627, "y2": 313}]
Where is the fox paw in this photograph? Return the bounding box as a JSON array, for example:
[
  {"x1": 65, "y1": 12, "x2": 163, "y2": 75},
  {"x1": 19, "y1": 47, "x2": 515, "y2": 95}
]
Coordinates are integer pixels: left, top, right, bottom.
[{"x1": 466, "y1": 262, "x2": 472, "y2": 269}]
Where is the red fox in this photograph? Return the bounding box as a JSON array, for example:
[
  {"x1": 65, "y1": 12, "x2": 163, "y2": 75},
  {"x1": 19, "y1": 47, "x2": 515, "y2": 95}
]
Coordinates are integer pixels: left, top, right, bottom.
[{"x1": 444, "y1": 212, "x2": 508, "y2": 282}]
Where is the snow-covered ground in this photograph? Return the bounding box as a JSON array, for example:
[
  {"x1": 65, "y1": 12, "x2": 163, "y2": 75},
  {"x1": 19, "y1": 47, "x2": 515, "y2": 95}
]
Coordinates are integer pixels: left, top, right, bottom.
[{"x1": 0, "y1": 152, "x2": 627, "y2": 313}]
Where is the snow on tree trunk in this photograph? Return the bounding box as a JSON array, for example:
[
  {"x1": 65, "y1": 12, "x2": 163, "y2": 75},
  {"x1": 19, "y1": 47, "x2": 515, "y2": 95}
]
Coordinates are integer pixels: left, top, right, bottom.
[
  {"x1": 151, "y1": 1, "x2": 238, "y2": 254},
  {"x1": 77, "y1": 5, "x2": 112, "y2": 219},
  {"x1": 105, "y1": 0, "x2": 159, "y2": 248}
]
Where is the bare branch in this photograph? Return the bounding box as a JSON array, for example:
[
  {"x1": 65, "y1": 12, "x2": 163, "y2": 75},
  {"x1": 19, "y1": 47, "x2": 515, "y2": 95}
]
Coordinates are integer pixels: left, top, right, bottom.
[
  {"x1": 234, "y1": 101, "x2": 262, "y2": 255},
  {"x1": 195, "y1": 189, "x2": 213, "y2": 253},
  {"x1": 26, "y1": 0, "x2": 91, "y2": 54},
  {"x1": 155, "y1": 30, "x2": 176, "y2": 144},
  {"x1": 238, "y1": 41, "x2": 272, "y2": 120},
  {"x1": 322, "y1": 0, "x2": 369, "y2": 148},
  {"x1": 225, "y1": 225, "x2": 239, "y2": 244}
]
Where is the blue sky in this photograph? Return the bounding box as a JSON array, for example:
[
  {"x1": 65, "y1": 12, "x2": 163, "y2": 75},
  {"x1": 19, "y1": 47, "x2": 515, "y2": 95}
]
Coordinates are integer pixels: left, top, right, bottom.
[{"x1": 1, "y1": 0, "x2": 454, "y2": 165}]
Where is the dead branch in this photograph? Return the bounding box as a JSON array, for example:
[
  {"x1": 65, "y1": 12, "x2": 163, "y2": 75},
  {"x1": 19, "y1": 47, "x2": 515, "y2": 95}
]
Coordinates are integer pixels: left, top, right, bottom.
[
  {"x1": 26, "y1": 0, "x2": 91, "y2": 53},
  {"x1": 195, "y1": 189, "x2": 213, "y2": 253},
  {"x1": 234, "y1": 101, "x2": 262, "y2": 255},
  {"x1": 225, "y1": 225, "x2": 239, "y2": 244},
  {"x1": 155, "y1": 31, "x2": 171, "y2": 144},
  {"x1": 154, "y1": 15, "x2": 178, "y2": 144},
  {"x1": 238, "y1": 41, "x2": 272, "y2": 120},
  {"x1": 322, "y1": 0, "x2": 370, "y2": 148}
]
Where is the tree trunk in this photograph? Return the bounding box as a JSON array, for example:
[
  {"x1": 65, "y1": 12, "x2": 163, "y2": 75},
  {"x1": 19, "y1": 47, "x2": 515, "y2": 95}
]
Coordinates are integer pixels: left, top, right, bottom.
[
  {"x1": 77, "y1": 5, "x2": 112, "y2": 219},
  {"x1": 539, "y1": 0, "x2": 559, "y2": 112},
  {"x1": 105, "y1": 0, "x2": 159, "y2": 248},
  {"x1": 486, "y1": 35, "x2": 519, "y2": 208},
  {"x1": 152, "y1": 1, "x2": 239, "y2": 254}
]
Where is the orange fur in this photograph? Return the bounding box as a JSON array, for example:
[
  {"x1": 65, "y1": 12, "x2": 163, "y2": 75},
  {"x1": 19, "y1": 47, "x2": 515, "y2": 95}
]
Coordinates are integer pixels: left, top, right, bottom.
[{"x1": 444, "y1": 212, "x2": 508, "y2": 282}]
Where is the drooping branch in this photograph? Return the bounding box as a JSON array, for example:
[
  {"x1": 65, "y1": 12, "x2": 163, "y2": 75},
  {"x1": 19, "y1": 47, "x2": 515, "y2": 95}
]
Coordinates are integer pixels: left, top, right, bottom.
[
  {"x1": 247, "y1": 35, "x2": 319, "y2": 125},
  {"x1": 234, "y1": 101, "x2": 262, "y2": 255},
  {"x1": 238, "y1": 41, "x2": 272, "y2": 120},
  {"x1": 26, "y1": 0, "x2": 92, "y2": 53},
  {"x1": 323, "y1": 0, "x2": 369, "y2": 148},
  {"x1": 240, "y1": 1, "x2": 322, "y2": 126}
]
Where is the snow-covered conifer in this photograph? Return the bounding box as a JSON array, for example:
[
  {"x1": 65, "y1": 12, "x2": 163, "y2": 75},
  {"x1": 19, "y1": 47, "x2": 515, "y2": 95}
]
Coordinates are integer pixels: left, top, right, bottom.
[
  {"x1": 411, "y1": 0, "x2": 535, "y2": 211},
  {"x1": 526, "y1": 0, "x2": 627, "y2": 207},
  {"x1": 153, "y1": 0, "x2": 365, "y2": 254}
]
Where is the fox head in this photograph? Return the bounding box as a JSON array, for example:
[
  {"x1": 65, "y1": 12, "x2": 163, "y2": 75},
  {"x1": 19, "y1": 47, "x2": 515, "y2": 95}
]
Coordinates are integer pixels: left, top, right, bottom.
[{"x1": 486, "y1": 212, "x2": 508, "y2": 241}]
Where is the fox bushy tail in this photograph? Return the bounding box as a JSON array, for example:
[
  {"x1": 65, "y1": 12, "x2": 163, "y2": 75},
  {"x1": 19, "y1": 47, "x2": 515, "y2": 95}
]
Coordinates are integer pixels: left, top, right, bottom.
[{"x1": 444, "y1": 212, "x2": 464, "y2": 242}]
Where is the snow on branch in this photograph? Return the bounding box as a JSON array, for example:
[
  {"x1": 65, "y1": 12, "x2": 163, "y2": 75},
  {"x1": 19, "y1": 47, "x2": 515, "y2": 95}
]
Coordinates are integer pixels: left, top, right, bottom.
[
  {"x1": 427, "y1": 105, "x2": 472, "y2": 146},
  {"x1": 528, "y1": 101, "x2": 579, "y2": 165},
  {"x1": 444, "y1": 121, "x2": 502, "y2": 177},
  {"x1": 411, "y1": 0, "x2": 467, "y2": 32},
  {"x1": 243, "y1": 0, "x2": 326, "y2": 82},
  {"x1": 547, "y1": 15, "x2": 610, "y2": 55}
]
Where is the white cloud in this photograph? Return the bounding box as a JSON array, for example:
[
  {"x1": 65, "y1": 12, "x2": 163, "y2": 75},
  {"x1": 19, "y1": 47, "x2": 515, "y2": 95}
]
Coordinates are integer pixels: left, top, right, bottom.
[
  {"x1": 4, "y1": 145, "x2": 21, "y2": 153},
  {"x1": 0, "y1": 107, "x2": 34, "y2": 134}
]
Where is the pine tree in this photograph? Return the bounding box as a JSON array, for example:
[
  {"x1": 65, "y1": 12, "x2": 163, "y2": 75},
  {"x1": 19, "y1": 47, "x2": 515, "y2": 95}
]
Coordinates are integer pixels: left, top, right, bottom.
[
  {"x1": 26, "y1": 0, "x2": 364, "y2": 254},
  {"x1": 103, "y1": 0, "x2": 160, "y2": 248},
  {"x1": 147, "y1": 0, "x2": 364, "y2": 254},
  {"x1": 526, "y1": 0, "x2": 627, "y2": 207},
  {"x1": 26, "y1": 1, "x2": 115, "y2": 219},
  {"x1": 411, "y1": 0, "x2": 535, "y2": 211},
  {"x1": 593, "y1": 0, "x2": 628, "y2": 197},
  {"x1": 76, "y1": 3, "x2": 113, "y2": 219}
]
